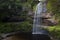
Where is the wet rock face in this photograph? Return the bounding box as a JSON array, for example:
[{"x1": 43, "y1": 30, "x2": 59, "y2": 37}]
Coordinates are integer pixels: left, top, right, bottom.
[
  {"x1": 42, "y1": 19, "x2": 57, "y2": 26},
  {"x1": 41, "y1": 13, "x2": 58, "y2": 26}
]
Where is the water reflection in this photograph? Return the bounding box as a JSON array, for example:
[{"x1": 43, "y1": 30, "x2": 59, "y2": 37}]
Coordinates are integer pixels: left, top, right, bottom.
[
  {"x1": 3, "y1": 36, "x2": 27, "y2": 40},
  {"x1": 2, "y1": 32, "x2": 32, "y2": 40},
  {"x1": 2, "y1": 36, "x2": 24, "y2": 40}
]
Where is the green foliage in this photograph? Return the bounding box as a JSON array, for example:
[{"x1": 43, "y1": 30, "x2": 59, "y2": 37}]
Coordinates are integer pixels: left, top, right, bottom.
[
  {"x1": 0, "y1": 22, "x2": 32, "y2": 33},
  {"x1": 0, "y1": 0, "x2": 22, "y2": 18},
  {"x1": 47, "y1": 0, "x2": 60, "y2": 17},
  {"x1": 46, "y1": 25, "x2": 60, "y2": 40},
  {"x1": 47, "y1": 0, "x2": 60, "y2": 40},
  {"x1": 0, "y1": 0, "x2": 34, "y2": 33}
]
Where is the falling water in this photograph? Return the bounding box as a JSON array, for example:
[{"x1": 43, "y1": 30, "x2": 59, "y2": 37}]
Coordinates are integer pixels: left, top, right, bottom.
[{"x1": 32, "y1": 1, "x2": 47, "y2": 34}]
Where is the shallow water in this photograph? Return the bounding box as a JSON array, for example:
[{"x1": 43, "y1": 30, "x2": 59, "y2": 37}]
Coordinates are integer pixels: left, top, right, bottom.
[{"x1": 3, "y1": 35, "x2": 28, "y2": 40}]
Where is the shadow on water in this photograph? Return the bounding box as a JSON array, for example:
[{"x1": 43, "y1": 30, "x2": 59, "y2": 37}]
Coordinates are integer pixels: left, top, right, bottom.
[
  {"x1": 2, "y1": 32, "x2": 32, "y2": 40},
  {"x1": 32, "y1": 30, "x2": 51, "y2": 40},
  {"x1": 2, "y1": 30, "x2": 51, "y2": 40}
]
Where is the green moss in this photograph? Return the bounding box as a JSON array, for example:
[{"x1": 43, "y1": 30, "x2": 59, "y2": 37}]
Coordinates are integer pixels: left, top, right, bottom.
[{"x1": 46, "y1": 25, "x2": 60, "y2": 40}]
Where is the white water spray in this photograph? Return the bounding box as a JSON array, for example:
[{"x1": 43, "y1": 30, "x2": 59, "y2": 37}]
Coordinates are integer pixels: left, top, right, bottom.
[{"x1": 32, "y1": 1, "x2": 47, "y2": 34}]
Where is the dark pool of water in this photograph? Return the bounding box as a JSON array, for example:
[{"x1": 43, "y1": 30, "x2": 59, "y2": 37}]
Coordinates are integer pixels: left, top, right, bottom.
[{"x1": 2, "y1": 31, "x2": 51, "y2": 40}]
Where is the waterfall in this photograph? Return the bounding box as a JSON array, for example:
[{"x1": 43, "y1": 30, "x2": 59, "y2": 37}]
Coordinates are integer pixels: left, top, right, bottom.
[{"x1": 32, "y1": 1, "x2": 47, "y2": 34}]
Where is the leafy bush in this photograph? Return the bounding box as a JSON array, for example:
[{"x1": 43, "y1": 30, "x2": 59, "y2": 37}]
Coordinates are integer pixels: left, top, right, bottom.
[
  {"x1": 46, "y1": 26, "x2": 60, "y2": 40},
  {"x1": 0, "y1": 21, "x2": 32, "y2": 33}
]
